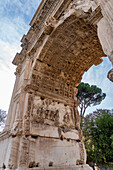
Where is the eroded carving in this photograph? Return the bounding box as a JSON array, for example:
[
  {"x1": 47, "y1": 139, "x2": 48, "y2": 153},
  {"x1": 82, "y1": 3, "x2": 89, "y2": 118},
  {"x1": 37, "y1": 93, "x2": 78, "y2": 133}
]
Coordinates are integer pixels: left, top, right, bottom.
[
  {"x1": 44, "y1": 16, "x2": 58, "y2": 35},
  {"x1": 19, "y1": 137, "x2": 29, "y2": 167},
  {"x1": 1, "y1": 0, "x2": 112, "y2": 169},
  {"x1": 14, "y1": 64, "x2": 22, "y2": 76},
  {"x1": 69, "y1": 0, "x2": 95, "y2": 13},
  {"x1": 23, "y1": 95, "x2": 34, "y2": 136},
  {"x1": 10, "y1": 121, "x2": 22, "y2": 137},
  {"x1": 30, "y1": 96, "x2": 75, "y2": 128}
]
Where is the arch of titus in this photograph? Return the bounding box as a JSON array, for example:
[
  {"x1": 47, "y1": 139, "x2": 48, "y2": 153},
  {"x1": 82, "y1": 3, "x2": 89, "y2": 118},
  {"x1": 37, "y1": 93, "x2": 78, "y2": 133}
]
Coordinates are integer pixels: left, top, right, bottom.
[{"x1": 0, "y1": 0, "x2": 113, "y2": 169}]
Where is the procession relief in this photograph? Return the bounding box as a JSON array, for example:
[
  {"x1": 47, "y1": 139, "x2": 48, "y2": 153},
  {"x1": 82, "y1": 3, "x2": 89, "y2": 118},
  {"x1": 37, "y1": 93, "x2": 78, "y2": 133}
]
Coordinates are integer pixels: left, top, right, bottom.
[{"x1": 30, "y1": 96, "x2": 75, "y2": 128}]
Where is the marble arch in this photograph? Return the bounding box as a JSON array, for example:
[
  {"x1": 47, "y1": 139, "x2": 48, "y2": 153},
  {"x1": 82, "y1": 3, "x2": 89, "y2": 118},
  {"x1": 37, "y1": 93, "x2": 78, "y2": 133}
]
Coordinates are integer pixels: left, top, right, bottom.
[{"x1": 0, "y1": 0, "x2": 113, "y2": 170}]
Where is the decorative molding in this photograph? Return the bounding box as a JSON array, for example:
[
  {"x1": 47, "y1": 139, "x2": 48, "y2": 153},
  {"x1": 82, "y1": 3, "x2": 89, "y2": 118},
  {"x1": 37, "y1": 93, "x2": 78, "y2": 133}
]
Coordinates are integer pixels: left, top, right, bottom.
[
  {"x1": 12, "y1": 53, "x2": 26, "y2": 66},
  {"x1": 0, "y1": 130, "x2": 10, "y2": 141},
  {"x1": 88, "y1": 5, "x2": 103, "y2": 25},
  {"x1": 14, "y1": 64, "x2": 22, "y2": 76},
  {"x1": 44, "y1": 16, "x2": 58, "y2": 35}
]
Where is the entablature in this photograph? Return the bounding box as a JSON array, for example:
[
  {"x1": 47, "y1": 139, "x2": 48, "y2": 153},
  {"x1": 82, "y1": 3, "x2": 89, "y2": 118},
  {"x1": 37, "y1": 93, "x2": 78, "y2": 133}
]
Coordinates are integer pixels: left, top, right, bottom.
[{"x1": 13, "y1": 0, "x2": 104, "y2": 67}]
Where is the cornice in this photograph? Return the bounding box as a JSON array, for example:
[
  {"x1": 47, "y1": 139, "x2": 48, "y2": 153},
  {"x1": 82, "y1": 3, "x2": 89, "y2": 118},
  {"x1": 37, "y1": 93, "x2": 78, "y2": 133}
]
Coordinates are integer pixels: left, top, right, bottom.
[
  {"x1": 12, "y1": 0, "x2": 72, "y2": 66},
  {"x1": 29, "y1": 0, "x2": 47, "y2": 27},
  {"x1": 12, "y1": 0, "x2": 104, "y2": 67}
]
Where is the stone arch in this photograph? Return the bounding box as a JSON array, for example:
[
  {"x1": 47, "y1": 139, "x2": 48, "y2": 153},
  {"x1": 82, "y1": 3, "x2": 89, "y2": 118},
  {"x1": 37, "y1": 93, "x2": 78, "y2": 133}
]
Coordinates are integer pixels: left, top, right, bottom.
[
  {"x1": 1, "y1": 1, "x2": 112, "y2": 169},
  {"x1": 28, "y1": 10, "x2": 104, "y2": 102},
  {"x1": 25, "y1": 9, "x2": 105, "y2": 130}
]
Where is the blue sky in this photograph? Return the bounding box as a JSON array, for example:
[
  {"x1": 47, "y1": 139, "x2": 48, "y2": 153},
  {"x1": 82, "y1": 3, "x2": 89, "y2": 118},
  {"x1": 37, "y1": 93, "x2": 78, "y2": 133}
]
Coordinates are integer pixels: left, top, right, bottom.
[
  {"x1": 82, "y1": 57, "x2": 113, "y2": 114},
  {"x1": 0, "y1": 0, "x2": 41, "y2": 111},
  {"x1": 0, "y1": 0, "x2": 113, "y2": 115}
]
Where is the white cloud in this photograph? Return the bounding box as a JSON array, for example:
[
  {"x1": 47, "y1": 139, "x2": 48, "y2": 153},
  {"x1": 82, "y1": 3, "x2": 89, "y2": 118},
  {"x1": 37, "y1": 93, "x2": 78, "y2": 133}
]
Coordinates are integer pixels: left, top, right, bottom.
[
  {"x1": 0, "y1": 69, "x2": 15, "y2": 112},
  {"x1": 0, "y1": 0, "x2": 41, "y2": 112},
  {"x1": 82, "y1": 57, "x2": 113, "y2": 114},
  {"x1": 0, "y1": 40, "x2": 20, "y2": 69},
  {"x1": 0, "y1": 17, "x2": 28, "y2": 45},
  {"x1": 0, "y1": 0, "x2": 41, "y2": 20},
  {"x1": 0, "y1": 40, "x2": 20, "y2": 111}
]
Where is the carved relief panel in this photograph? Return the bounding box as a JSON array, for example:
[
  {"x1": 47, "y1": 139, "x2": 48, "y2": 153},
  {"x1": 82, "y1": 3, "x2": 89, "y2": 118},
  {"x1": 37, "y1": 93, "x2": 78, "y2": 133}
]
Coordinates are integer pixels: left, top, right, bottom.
[
  {"x1": 30, "y1": 96, "x2": 75, "y2": 128},
  {"x1": 31, "y1": 61, "x2": 75, "y2": 100}
]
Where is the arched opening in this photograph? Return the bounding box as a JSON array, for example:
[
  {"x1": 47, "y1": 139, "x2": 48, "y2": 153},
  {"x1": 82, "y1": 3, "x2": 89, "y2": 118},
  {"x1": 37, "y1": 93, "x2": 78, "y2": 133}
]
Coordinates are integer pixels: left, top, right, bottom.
[
  {"x1": 22, "y1": 8, "x2": 109, "y2": 169},
  {"x1": 27, "y1": 10, "x2": 105, "y2": 128},
  {"x1": 32, "y1": 9, "x2": 104, "y2": 89}
]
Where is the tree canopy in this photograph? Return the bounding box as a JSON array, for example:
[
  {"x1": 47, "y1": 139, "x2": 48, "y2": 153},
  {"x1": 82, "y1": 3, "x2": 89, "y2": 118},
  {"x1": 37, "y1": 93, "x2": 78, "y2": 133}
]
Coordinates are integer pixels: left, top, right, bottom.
[
  {"x1": 82, "y1": 109, "x2": 113, "y2": 166},
  {"x1": 76, "y1": 82, "x2": 106, "y2": 117}
]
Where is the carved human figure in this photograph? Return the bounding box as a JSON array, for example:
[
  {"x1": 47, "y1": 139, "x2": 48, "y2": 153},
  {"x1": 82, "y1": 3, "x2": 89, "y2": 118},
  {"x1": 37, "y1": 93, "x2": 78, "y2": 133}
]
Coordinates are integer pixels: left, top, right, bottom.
[
  {"x1": 63, "y1": 112, "x2": 70, "y2": 124},
  {"x1": 55, "y1": 110, "x2": 59, "y2": 122}
]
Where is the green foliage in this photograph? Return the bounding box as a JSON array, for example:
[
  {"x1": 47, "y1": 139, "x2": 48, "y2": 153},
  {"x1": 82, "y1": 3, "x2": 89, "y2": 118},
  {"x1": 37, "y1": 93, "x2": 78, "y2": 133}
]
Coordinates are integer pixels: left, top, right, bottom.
[
  {"x1": 77, "y1": 82, "x2": 106, "y2": 117},
  {"x1": 110, "y1": 134, "x2": 113, "y2": 148},
  {"x1": 82, "y1": 109, "x2": 113, "y2": 164}
]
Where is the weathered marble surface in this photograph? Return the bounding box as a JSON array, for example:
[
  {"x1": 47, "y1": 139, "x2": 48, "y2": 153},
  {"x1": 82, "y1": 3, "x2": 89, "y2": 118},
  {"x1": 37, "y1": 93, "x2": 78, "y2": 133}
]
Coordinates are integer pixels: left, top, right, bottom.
[
  {"x1": 0, "y1": 0, "x2": 113, "y2": 169},
  {"x1": 17, "y1": 164, "x2": 92, "y2": 170}
]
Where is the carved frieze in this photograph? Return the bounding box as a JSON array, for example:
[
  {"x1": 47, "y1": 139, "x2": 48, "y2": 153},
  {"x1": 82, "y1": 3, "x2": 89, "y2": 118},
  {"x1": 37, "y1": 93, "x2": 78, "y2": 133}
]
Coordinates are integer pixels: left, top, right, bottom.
[{"x1": 30, "y1": 96, "x2": 75, "y2": 128}]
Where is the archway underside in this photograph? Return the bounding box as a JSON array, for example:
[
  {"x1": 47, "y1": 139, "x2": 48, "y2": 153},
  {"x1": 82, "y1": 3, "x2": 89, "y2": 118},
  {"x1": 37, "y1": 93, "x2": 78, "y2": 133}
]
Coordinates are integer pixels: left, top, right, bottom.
[{"x1": 29, "y1": 10, "x2": 104, "y2": 102}]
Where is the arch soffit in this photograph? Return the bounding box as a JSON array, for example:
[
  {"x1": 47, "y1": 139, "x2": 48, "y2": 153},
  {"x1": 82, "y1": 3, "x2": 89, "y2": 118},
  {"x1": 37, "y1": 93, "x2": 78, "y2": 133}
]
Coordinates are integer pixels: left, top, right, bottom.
[{"x1": 30, "y1": 9, "x2": 105, "y2": 101}]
